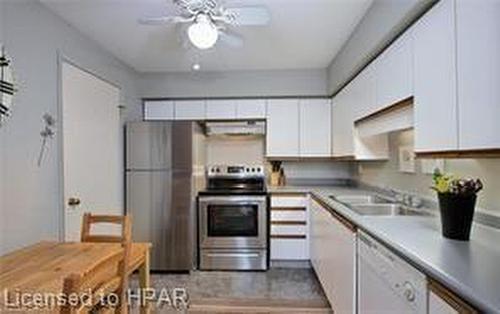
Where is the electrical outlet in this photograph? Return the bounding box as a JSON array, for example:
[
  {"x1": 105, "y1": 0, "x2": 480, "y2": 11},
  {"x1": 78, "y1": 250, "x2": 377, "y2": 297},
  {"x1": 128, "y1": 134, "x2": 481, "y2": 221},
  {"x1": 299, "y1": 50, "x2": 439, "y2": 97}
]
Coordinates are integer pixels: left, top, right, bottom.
[{"x1": 421, "y1": 159, "x2": 445, "y2": 175}]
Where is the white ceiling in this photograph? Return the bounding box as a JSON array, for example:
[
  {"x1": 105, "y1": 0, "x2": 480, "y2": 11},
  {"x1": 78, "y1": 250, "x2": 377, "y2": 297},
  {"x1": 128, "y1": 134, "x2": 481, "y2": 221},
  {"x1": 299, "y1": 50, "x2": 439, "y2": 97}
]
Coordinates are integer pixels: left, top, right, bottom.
[{"x1": 40, "y1": 0, "x2": 373, "y2": 73}]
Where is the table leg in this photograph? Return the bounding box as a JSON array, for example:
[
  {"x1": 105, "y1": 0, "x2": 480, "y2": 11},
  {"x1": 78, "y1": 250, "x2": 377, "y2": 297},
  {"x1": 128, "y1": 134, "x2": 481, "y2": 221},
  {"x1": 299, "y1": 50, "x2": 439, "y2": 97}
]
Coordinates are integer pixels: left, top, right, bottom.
[{"x1": 139, "y1": 250, "x2": 150, "y2": 314}]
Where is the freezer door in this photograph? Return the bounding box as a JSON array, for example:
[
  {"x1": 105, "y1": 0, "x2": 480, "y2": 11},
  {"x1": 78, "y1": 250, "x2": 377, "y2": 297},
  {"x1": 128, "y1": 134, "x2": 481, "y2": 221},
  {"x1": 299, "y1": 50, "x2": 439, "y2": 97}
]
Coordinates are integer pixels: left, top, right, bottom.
[
  {"x1": 126, "y1": 170, "x2": 193, "y2": 271},
  {"x1": 126, "y1": 122, "x2": 172, "y2": 170}
]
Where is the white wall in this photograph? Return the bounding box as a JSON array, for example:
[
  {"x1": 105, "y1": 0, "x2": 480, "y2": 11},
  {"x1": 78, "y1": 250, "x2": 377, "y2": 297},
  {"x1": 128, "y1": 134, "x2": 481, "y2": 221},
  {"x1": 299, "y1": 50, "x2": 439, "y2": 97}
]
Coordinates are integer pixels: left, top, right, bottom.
[
  {"x1": 359, "y1": 130, "x2": 500, "y2": 214},
  {"x1": 327, "y1": 0, "x2": 434, "y2": 94},
  {"x1": 0, "y1": 0, "x2": 5, "y2": 251},
  {"x1": 0, "y1": 0, "x2": 139, "y2": 254},
  {"x1": 137, "y1": 69, "x2": 328, "y2": 100}
]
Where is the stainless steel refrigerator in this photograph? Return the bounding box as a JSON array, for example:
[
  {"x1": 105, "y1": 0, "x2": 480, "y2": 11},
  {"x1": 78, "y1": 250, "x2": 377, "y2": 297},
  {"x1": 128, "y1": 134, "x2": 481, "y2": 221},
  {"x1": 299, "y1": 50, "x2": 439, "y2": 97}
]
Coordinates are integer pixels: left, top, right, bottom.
[{"x1": 125, "y1": 121, "x2": 195, "y2": 271}]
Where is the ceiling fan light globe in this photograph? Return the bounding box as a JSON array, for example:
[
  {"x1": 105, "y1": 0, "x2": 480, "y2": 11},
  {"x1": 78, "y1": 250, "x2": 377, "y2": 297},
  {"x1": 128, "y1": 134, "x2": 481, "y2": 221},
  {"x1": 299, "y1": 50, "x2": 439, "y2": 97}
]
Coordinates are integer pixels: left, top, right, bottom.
[{"x1": 188, "y1": 15, "x2": 218, "y2": 49}]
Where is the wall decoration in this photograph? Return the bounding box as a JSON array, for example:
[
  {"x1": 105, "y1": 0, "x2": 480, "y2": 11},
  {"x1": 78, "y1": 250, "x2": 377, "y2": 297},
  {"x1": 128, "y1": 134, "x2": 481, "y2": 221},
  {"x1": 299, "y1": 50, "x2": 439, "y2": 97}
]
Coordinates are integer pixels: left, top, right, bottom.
[
  {"x1": 399, "y1": 145, "x2": 416, "y2": 173},
  {"x1": 0, "y1": 43, "x2": 16, "y2": 126},
  {"x1": 37, "y1": 113, "x2": 56, "y2": 167}
]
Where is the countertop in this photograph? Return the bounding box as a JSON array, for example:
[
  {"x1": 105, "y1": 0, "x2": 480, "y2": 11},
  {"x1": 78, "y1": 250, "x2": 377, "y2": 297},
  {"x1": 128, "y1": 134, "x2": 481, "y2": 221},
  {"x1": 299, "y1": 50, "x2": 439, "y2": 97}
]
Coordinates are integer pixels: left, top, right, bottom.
[{"x1": 269, "y1": 185, "x2": 500, "y2": 313}]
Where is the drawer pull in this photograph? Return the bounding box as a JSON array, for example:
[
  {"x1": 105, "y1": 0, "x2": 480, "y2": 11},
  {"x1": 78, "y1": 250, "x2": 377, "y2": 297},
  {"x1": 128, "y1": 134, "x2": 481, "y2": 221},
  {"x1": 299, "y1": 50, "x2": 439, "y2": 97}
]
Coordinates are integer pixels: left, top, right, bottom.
[{"x1": 271, "y1": 235, "x2": 306, "y2": 239}]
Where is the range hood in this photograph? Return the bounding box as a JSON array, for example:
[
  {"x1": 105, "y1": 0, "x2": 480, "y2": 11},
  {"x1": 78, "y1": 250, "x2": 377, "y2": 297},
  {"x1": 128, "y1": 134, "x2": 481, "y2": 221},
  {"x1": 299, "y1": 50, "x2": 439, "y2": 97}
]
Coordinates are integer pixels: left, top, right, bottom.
[{"x1": 203, "y1": 121, "x2": 266, "y2": 136}]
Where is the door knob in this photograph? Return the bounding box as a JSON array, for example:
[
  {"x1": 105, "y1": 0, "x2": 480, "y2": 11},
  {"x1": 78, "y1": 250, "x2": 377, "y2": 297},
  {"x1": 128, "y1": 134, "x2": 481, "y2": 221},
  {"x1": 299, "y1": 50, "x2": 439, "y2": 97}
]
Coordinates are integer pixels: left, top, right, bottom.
[{"x1": 68, "y1": 197, "x2": 81, "y2": 206}]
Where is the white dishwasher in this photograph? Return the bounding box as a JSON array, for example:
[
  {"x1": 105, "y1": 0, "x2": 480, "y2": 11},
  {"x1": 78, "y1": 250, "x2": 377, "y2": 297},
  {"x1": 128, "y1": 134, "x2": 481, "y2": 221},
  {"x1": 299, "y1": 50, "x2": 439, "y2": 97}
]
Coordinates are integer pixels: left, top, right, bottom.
[{"x1": 358, "y1": 231, "x2": 427, "y2": 314}]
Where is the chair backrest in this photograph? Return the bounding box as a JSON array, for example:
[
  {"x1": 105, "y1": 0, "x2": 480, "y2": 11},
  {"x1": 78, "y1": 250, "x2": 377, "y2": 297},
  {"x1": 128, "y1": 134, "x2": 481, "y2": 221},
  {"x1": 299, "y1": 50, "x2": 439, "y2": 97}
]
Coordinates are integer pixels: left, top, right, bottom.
[
  {"x1": 81, "y1": 213, "x2": 131, "y2": 243},
  {"x1": 71, "y1": 213, "x2": 132, "y2": 313},
  {"x1": 60, "y1": 247, "x2": 126, "y2": 314}
]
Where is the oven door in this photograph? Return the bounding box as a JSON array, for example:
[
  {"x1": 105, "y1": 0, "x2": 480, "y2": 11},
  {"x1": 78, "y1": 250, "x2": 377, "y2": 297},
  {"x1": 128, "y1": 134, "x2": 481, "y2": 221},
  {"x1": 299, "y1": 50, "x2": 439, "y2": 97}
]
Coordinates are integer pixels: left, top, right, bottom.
[{"x1": 199, "y1": 195, "x2": 268, "y2": 249}]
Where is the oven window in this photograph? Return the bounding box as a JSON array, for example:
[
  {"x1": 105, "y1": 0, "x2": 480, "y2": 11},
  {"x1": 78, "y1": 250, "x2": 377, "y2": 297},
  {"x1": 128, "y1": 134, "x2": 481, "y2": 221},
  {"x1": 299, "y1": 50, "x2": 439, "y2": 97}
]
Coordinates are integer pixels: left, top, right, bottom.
[{"x1": 207, "y1": 204, "x2": 258, "y2": 237}]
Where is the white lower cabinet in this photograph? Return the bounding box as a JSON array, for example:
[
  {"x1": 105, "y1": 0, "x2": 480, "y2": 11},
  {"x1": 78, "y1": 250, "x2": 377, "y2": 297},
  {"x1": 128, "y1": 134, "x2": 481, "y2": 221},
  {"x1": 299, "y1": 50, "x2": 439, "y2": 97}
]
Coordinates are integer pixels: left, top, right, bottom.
[
  {"x1": 310, "y1": 199, "x2": 356, "y2": 314},
  {"x1": 429, "y1": 291, "x2": 458, "y2": 314},
  {"x1": 428, "y1": 281, "x2": 478, "y2": 314},
  {"x1": 270, "y1": 194, "x2": 309, "y2": 260}
]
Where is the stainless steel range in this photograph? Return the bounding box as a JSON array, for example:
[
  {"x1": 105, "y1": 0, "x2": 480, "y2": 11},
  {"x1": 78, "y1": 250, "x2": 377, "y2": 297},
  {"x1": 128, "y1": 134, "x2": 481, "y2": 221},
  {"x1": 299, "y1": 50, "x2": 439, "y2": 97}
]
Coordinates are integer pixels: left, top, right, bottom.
[{"x1": 198, "y1": 165, "x2": 269, "y2": 271}]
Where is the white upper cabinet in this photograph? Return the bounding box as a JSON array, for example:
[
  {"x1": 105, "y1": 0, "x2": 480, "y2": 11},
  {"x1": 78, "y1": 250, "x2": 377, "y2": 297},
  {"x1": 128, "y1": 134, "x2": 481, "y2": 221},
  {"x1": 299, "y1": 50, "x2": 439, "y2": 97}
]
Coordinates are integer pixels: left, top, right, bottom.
[
  {"x1": 143, "y1": 100, "x2": 174, "y2": 120},
  {"x1": 236, "y1": 99, "x2": 267, "y2": 119},
  {"x1": 266, "y1": 99, "x2": 300, "y2": 157},
  {"x1": 332, "y1": 89, "x2": 355, "y2": 158},
  {"x1": 413, "y1": 0, "x2": 458, "y2": 153},
  {"x1": 375, "y1": 29, "x2": 413, "y2": 110},
  {"x1": 352, "y1": 63, "x2": 376, "y2": 120},
  {"x1": 206, "y1": 99, "x2": 237, "y2": 120},
  {"x1": 456, "y1": 0, "x2": 500, "y2": 150},
  {"x1": 174, "y1": 100, "x2": 206, "y2": 120},
  {"x1": 299, "y1": 99, "x2": 332, "y2": 157}
]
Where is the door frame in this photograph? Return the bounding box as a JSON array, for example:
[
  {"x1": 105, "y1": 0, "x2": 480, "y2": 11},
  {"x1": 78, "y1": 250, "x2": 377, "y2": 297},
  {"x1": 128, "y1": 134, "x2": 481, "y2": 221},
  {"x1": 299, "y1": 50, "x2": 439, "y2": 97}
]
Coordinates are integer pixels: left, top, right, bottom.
[{"x1": 56, "y1": 52, "x2": 123, "y2": 241}]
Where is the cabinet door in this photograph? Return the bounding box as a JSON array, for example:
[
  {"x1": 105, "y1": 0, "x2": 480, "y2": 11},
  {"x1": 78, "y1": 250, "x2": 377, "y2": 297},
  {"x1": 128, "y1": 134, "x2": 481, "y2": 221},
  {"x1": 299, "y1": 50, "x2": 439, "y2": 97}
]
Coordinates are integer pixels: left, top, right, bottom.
[
  {"x1": 375, "y1": 29, "x2": 413, "y2": 110},
  {"x1": 299, "y1": 99, "x2": 331, "y2": 157},
  {"x1": 429, "y1": 291, "x2": 459, "y2": 314},
  {"x1": 352, "y1": 63, "x2": 376, "y2": 120},
  {"x1": 174, "y1": 100, "x2": 206, "y2": 120},
  {"x1": 144, "y1": 100, "x2": 174, "y2": 120},
  {"x1": 266, "y1": 99, "x2": 300, "y2": 157},
  {"x1": 332, "y1": 90, "x2": 355, "y2": 158},
  {"x1": 310, "y1": 200, "x2": 356, "y2": 314},
  {"x1": 413, "y1": 0, "x2": 458, "y2": 153},
  {"x1": 323, "y1": 211, "x2": 356, "y2": 314},
  {"x1": 456, "y1": 0, "x2": 500, "y2": 150},
  {"x1": 236, "y1": 99, "x2": 267, "y2": 119},
  {"x1": 206, "y1": 99, "x2": 237, "y2": 120}
]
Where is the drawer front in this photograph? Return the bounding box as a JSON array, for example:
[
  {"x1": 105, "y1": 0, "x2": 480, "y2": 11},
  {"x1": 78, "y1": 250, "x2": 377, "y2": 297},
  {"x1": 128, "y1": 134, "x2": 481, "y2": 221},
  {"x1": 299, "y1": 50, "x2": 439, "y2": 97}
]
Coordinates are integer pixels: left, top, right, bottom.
[
  {"x1": 271, "y1": 210, "x2": 306, "y2": 222},
  {"x1": 271, "y1": 196, "x2": 308, "y2": 208},
  {"x1": 271, "y1": 224, "x2": 307, "y2": 236},
  {"x1": 200, "y1": 249, "x2": 267, "y2": 270},
  {"x1": 271, "y1": 238, "x2": 309, "y2": 260}
]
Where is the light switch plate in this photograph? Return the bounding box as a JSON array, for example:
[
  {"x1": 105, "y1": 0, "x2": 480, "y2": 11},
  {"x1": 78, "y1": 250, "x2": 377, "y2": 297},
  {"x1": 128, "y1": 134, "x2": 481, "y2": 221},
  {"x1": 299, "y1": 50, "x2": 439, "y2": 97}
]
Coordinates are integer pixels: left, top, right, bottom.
[{"x1": 399, "y1": 145, "x2": 415, "y2": 173}]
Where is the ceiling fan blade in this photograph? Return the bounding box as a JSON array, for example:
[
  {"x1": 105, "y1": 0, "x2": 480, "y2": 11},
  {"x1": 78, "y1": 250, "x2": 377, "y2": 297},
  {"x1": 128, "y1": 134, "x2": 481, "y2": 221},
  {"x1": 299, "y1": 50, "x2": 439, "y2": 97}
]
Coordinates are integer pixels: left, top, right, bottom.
[
  {"x1": 223, "y1": 6, "x2": 271, "y2": 26},
  {"x1": 219, "y1": 31, "x2": 244, "y2": 48},
  {"x1": 138, "y1": 16, "x2": 193, "y2": 26}
]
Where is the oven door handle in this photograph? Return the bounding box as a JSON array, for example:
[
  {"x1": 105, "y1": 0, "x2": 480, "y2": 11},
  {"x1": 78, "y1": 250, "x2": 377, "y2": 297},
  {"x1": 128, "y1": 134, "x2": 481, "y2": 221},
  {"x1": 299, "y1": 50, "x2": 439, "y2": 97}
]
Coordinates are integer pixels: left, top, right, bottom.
[{"x1": 206, "y1": 252, "x2": 260, "y2": 258}]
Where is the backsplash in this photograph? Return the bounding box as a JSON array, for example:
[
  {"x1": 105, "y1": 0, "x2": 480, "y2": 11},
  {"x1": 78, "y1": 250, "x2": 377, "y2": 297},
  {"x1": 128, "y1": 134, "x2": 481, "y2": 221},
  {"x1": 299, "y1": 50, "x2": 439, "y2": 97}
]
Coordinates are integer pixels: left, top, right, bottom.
[
  {"x1": 205, "y1": 135, "x2": 265, "y2": 165},
  {"x1": 281, "y1": 161, "x2": 356, "y2": 181},
  {"x1": 359, "y1": 130, "x2": 500, "y2": 214}
]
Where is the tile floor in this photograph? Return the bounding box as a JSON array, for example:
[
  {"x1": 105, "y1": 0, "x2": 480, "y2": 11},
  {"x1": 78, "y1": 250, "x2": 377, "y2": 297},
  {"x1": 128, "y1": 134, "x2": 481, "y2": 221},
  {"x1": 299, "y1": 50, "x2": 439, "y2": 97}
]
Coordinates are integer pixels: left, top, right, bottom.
[{"x1": 130, "y1": 267, "x2": 331, "y2": 313}]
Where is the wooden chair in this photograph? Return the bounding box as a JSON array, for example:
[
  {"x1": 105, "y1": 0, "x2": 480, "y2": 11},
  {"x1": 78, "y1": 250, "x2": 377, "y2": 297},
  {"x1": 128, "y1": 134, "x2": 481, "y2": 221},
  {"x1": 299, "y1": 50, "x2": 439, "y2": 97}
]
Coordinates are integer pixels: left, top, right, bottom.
[
  {"x1": 60, "y1": 248, "x2": 126, "y2": 314},
  {"x1": 61, "y1": 213, "x2": 132, "y2": 313}
]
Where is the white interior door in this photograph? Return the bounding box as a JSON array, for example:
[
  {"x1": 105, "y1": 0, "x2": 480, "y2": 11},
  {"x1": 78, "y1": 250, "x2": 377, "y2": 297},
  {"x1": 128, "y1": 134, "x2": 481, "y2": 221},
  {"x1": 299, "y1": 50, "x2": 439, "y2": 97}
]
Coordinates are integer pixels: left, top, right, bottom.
[{"x1": 62, "y1": 62, "x2": 122, "y2": 241}]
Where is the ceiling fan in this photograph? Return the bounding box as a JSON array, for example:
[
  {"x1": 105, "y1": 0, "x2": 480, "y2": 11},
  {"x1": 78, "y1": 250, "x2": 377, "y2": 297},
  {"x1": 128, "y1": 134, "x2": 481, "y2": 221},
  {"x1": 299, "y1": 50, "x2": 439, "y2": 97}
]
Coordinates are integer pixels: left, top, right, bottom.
[{"x1": 138, "y1": 0, "x2": 271, "y2": 50}]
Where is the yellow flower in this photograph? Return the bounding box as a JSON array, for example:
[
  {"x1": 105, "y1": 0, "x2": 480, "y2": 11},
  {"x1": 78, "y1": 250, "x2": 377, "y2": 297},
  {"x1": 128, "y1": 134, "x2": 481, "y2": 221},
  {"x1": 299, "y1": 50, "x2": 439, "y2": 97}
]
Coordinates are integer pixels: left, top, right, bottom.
[{"x1": 435, "y1": 177, "x2": 450, "y2": 193}]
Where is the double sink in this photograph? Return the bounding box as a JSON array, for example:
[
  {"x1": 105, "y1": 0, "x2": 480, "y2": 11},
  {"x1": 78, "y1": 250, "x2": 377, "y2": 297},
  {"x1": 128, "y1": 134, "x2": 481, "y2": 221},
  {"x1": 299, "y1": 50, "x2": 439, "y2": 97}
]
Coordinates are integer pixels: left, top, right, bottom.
[{"x1": 330, "y1": 194, "x2": 432, "y2": 217}]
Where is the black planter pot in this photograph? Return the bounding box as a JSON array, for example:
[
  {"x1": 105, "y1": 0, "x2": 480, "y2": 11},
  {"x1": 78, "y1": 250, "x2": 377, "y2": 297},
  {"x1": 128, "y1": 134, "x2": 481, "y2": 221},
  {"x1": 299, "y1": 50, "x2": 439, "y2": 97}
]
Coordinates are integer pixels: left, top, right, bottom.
[{"x1": 438, "y1": 193, "x2": 477, "y2": 241}]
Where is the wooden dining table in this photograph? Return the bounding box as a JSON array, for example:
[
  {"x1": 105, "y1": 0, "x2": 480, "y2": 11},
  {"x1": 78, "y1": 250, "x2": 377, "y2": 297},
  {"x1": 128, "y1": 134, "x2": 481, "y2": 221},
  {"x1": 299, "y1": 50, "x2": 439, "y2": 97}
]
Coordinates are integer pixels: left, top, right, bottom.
[{"x1": 0, "y1": 241, "x2": 151, "y2": 313}]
